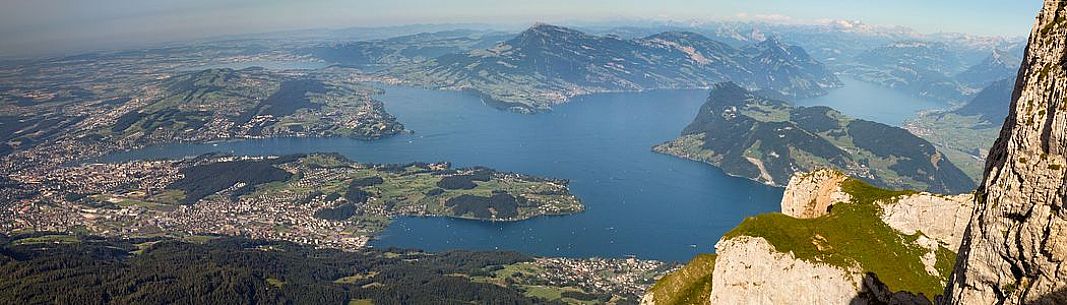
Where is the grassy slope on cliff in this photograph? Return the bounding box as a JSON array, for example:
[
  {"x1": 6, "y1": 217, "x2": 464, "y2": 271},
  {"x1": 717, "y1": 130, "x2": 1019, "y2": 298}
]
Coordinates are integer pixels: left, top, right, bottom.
[
  {"x1": 646, "y1": 254, "x2": 717, "y2": 305},
  {"x1": 722, "y1": 179, "x2": 955, "y2": 301}
]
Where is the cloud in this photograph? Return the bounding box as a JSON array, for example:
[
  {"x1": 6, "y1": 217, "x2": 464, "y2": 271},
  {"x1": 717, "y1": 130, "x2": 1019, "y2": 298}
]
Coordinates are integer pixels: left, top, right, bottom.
[{"x1": 733, "y1": 13, "x2": 801, "y2": 24}]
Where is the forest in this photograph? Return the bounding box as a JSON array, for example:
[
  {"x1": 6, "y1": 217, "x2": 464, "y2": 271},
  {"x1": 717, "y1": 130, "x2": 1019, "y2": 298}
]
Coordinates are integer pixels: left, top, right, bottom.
[{"x1": 0, "y1": 233, "x2": 565, "y2": 305}]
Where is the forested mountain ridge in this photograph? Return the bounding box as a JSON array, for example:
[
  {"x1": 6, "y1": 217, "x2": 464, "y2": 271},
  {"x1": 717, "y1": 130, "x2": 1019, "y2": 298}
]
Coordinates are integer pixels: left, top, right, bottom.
[
  {"x1": 386, "y1": 24, "x2": 841, "y2": 112},
  {"x1": 654, "y1": 82, "x2": 975, "y2": 193}
]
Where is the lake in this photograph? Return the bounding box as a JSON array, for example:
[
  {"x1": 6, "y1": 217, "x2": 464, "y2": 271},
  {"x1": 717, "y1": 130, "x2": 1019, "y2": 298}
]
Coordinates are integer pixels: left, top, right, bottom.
[
  {"x1": 795, "y1": 76, "x2": 947, "y2": 126},
  {"x1": 102, "y1": 77, "x2": 941, "y2": 262}
]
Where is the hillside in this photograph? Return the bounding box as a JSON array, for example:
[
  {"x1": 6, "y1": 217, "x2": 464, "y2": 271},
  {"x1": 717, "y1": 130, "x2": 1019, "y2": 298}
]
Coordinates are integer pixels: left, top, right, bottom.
[
  {"x1": 955, "y1": 50, "x2": 1022, "y2": 87},
  {"x1": 386, "y1": 24, "x2": 841, "y2": 112},
  {"x1": 647, "y1": 2, "x2": 1067, "y2": 304},
  {"x1": 101, "y1": 68, "x2": 405, "y2": 145},
  {"x1": 654, "y1": 82, "x2": 974, "y2": 194},
  {"x1": 307, "y1": 30, "x2": 511, "y2": 69},
  {"x1": 0, "y1": 234, "x2": 671, "y2": 305}
]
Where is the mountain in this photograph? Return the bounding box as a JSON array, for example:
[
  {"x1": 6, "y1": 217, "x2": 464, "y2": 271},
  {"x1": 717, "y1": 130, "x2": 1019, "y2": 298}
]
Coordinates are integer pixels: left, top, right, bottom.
[
  {"x1": 739, "y1": 37, "x2": 843, "y2": 97},
  {"x1": 844, "y1": 41, "x2": 971, "y2": 103},
  {"x1": 307, "y1": 30, "x2": 511, "y2": 70},
  {"x1": 955, "y1": 50, "x2": 1022, "y2": 87},
  {"x1": 951, "y1": 76, "x2": 1016, "y2": 123},
  {"x1": 653, "y1": 82, "x2": 975, "y2": 194},
  {"x1": 855, "y1": 41, "x2": 970, "y2": 74},
  {"x1": 387, "y1": 24, "x2": 841, "y2": 112},
  {"x1": 946, "y1": 0, "x2": 1067, "y2": 303}
]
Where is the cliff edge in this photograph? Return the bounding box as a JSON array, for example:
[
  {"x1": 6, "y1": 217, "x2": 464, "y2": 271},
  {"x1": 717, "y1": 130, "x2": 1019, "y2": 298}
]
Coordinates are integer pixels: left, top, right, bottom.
[
  {"x1": 944, "y1": 1, "x2": 1067, "y2": 304},
  {"x1": 644, "y1": 169, "x2": 973, "y2": 305}
]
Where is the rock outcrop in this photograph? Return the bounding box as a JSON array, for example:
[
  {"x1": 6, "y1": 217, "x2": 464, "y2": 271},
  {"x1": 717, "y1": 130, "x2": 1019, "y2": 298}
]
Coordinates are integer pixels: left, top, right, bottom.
[
  {"x1": 944, "y1": 1, "x2": 1067, "y2": 304},
  {"x1": 780, "y1": 168, "x2": 973, "y2": 249},
  {"x1": 780, "y1": 169, "x2": 851, "y2": 218},
  {"x1": 645, "y1": 169, "x2": 975, "y2": 305},
  {"x1": 710, "y1": 236, "x2": 863, "y2": 305},
  {"x1": 880, "y1": 193, "x2": 973, "y2": 250},
  {"x1": 712, "y1": 174, "x2": 973, "y2": 304}
]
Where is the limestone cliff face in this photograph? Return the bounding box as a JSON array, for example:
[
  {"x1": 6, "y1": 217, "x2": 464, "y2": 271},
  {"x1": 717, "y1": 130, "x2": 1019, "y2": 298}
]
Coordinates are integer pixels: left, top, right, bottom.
[
  {"x1": 710, "y1": 236, "x2": 863, "y2": 305},
  {"x1": 644, "y1": 169, "x2": 975, "y2": 305},
  {"x1": 881, "y1": 193, "x2": 973, "y2": 251},
  {"x1": 710, "y1": 171, "x2": 973, "y2": 304},
  {"x1": 945, "y1": 1, "x2": 1067, "y2": 304},
  {"x1": 780, "y1": 169, "x2": 972, "y2": 249},
  {"x1": 780, "y1": 169, "x2": 851, "y2": 219}
]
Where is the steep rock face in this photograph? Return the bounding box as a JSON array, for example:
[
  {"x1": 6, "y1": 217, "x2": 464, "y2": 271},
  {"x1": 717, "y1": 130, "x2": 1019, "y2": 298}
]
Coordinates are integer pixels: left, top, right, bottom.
[
  {"x1": 644, "y1": 170, "x2": 976, "y2": 305},
  {"x1": 780, "y1": 169, "x2": 974, "y2": 250},
  {"x1": 710, "y1": 236, "x2": 863, "y2": 305},
  {"x1": 781, "y1": 169, "x2": 852, "y2": 218},
  {"x1": 880, "y1": 193, "x2": 973, "y2": 251},
  {"x1": 720, "y1": 173, "x2": 972, "y2": 304},
  {"x1": 945, "y1": 1, "x2": 1067, "y2": 304}
]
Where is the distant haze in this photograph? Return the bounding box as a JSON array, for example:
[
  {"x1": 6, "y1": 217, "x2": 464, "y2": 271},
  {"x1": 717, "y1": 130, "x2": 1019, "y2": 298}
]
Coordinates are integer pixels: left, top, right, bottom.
[{"x1": 0, "y1": 0, "x2": 1042, "y2": 57}]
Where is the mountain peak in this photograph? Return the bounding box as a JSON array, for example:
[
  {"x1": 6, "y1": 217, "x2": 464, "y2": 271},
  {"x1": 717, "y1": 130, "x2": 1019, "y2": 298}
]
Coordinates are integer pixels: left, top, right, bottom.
[
  {"x1": 710, "y1": 81, "x2": 748, "y2": 93},
  {"x1": 520, "y1": 23, "x2": 583, "y2": 37},
  {"x1": 749, "y1": 35, "x2": 791, "y2": 53},
  {"x1": 759, "y1": 35, "x2": 784, "y2": 45},
  {"x1": 507, "y1": 23, "x2": 591, "y2": 48}
]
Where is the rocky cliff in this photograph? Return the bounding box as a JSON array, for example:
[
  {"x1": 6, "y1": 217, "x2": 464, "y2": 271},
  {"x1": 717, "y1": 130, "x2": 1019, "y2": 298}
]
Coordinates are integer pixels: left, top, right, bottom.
[
  {"x1": 944, "y1": 1, "x2": 1067, "y2": 304},
  {"x1": 644, "y1": 169, "x2": 974, "y2": 305},
  {"x1": 710, "y1": 236, "x2": 865, "y2": 305},
  {"x1": 781, "y1": 169, "x2": 973, "y2": 250}
]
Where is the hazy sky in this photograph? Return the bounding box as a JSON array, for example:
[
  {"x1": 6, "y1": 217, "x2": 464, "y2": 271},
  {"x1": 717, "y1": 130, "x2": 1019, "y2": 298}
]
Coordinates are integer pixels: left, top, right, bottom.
[{"x1": 0, "y1": 0, "x2": 1044, "y2": 56}]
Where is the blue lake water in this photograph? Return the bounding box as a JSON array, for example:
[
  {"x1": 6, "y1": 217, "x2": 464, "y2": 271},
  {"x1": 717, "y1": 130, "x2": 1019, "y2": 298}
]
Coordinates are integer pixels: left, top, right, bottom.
[
  {"x1": 795, "y1": 76, "x2": 948, "y2": 126},
  {"x1": 101, "y1": 78, "x2": 942, "y2": 262}
]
